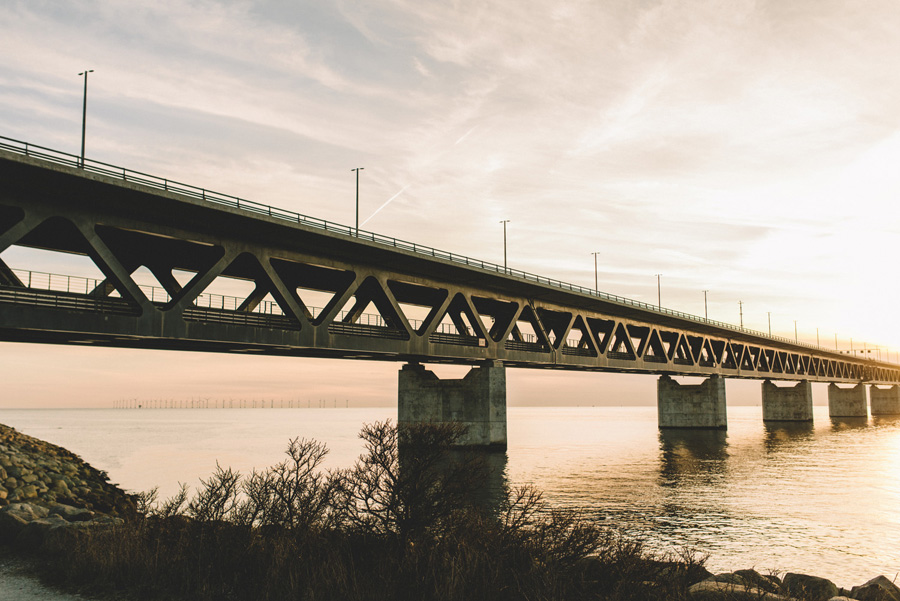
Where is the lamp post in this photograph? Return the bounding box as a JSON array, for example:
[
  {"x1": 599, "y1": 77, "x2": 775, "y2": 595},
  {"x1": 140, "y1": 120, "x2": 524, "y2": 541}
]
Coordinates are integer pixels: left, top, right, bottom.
[
  {"x1": 655, "y1": 274, "x2": 661, "y2": 309},
  {"x1": 500, "y1": 220, "x2": 510, "y2": 271},
  {"x1": 794, "y1": 320, "x2": 798, "y2": 343},
  {"x1": 703, "y1": 290, "x2": 708, "y2": 320},
  {"x1": 591, "y1": 252, "x2": 600, "y2": 293},
  {"x1": 738, "y1": 300, "x2": 743, "y2": 328},
  {"x1": 78, "y1": 69, "x2": 94, "y2": 168},
  {"x1": 351, "y1": 167, "x2": 364, "y2": 236},
  {"x1": 767, "y1": 311, "x2": 771, "y2": 336}
]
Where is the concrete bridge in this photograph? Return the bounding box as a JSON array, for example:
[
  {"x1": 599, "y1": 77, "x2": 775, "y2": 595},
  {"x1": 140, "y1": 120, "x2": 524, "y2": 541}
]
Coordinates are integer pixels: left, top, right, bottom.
[{"x1": 1, "y1": 137, "x2": 898, "y2": 448}]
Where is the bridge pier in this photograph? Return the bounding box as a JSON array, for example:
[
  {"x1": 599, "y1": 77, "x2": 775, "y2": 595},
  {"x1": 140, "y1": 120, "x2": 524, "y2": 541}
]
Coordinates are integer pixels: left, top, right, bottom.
[
  {"x1": 827, "y1": 383, "x2": 868, "y2": 417},
  {"x1": 657, "y1": 375, "x2": 726, "y2": 429},
  {"x1": 398, "y1": 361, "x2": 507, "y2": 450},
  {"x1": 869, "y1": 385, "x2": 900, "y2": 415},
  {"x1": 761, "y1": 380, "x2": 813, "y2": 422}
]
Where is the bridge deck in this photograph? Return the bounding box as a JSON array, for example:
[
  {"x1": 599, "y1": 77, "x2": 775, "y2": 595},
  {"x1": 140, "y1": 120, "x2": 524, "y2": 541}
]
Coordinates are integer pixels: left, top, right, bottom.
[{"x1": 1, "y1": 140, "x2": 896, "y2": 385}]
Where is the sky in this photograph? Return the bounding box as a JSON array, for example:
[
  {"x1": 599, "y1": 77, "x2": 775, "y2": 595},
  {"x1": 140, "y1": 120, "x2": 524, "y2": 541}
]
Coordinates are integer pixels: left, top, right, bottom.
[{"x1": 2, "y1": 0, "x2": 900, "y2": 408}]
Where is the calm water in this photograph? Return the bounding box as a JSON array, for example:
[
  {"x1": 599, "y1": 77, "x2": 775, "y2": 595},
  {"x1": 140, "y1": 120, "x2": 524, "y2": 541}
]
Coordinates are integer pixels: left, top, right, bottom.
[{"x1": 2, "y1": 406, "x2": 899, "y2": 587}]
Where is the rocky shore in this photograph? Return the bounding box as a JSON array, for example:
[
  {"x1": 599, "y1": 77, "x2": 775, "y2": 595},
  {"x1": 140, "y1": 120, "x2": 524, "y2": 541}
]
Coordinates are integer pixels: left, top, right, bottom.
[
  {"x1": 1, "y1": 421, "x2": 898, "y2": 601},
  {"x1": 0, "y1": 423, "x2": 134, "y2": 548},
  {"x1": 686, "y1": 569, "x2": 900, "y2": 601}
]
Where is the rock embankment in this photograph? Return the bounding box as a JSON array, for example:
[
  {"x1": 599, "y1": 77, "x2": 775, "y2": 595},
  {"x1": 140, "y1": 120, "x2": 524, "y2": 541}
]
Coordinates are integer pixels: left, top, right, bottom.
[
  {"x1": 689, "y1": 568, "x2": 900, "y2": 601},
  {"x1": 0, "y1": 423, "x2": 135, "y2": 547}
]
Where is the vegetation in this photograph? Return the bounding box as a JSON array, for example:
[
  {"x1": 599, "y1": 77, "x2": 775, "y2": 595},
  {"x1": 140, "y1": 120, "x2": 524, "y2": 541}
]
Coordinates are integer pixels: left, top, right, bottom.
[{"x1": 21, "y1": 421, "x2": 710, "y2": 600}]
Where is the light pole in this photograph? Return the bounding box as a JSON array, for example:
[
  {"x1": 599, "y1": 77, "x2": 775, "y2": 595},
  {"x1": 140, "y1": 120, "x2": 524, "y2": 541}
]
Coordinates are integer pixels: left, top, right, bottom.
[
  {"x1": 655, "y1": 274, "x2": 661, "y2": 309},
  {"x1": 591, "y1": 252, "x2": 600, "y2": 293},
  {"x1": 78, "y1": 69, "x2": 94, "y2": 168},
  {"x1": 794, "y1": 319, "x2": 797, "y2": 343},
  {"x1": 738, "y1": 300, "x2": 743, "y2": 328},
  {"x1": 351, "y1": 167, "x2": 364, "y2": 236},
  {"x1": 500, "y1": 220, "x2": 510, "y2": 271},
  {"x1": 703, "y1": 290, "x2": 708, "y2": 320},
  {"x1": 767, "y1": 311, "x2": 771, "y2": 336}
]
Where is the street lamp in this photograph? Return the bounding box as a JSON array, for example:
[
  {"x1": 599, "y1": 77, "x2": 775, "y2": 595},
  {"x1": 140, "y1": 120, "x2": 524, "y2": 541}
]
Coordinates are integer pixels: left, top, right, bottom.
[
  {"x1": 78, "y1": 69, "x2": 94, "y2": 168},
  {"x1": 738, "y1": 300, "x2": 743, "y2": 328},
  {"x1": 794, "y1": 320, "x2": 797, "y2": 343},
  {"x1": 767, "y1": 311, "x2": 771, "y2": 336},
  {"x1": 655, "y1": 274, "x2": 661, "y2": 309},
  {"x1": 702, "y1": 290, "x2": 708, "y2": 320},
  {"x1": 500, "y1": 220, "x2": 510, "y2": 271},
  {"x1": 351, "y1": 167, "x2": 364, "y2": 236},
  {"x1": 591, "y1": 252, "x2": 600, "y2": 293}
]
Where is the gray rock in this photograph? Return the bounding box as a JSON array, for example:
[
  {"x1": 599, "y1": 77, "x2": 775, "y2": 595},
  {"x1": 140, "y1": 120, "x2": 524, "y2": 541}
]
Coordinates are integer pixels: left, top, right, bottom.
[
  {"x1": 709, "y1": 569, "x2": 782, "y2": 595},
  {"x1": 850, "y1": 576, "x2": 900, "y2": 601},
  {"x1": 49, "y1": 504, "x2": 94, "y2": 522},
  {"x1": 689, "y1": 580, "x2": 791, "y2": 600},
  {"x1": 0, "y1": 510, "x2": 29, "y2": 538},
  {"x1": 15, "y1": 515, "x2": 71, "y2": 549},
  {"x1": 783, "y1": 573, "x2": 840, "y2": 601},
  {"x1": 3, "y1": 502, "x2": 49, "y2": 519}
]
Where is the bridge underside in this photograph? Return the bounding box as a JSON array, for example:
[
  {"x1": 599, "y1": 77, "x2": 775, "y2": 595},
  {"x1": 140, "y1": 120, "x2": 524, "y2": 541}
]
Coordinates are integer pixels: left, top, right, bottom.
[
  {"x1": 2, "y1": 149, "x2": 899, "y2": 445},
  {"x1": 1, "y1": 150, "x2": 896, "y2": 387}
]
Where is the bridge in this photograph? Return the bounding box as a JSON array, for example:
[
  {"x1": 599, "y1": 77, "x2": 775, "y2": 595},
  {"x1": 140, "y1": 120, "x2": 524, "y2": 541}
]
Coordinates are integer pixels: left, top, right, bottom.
[{"x1": 2, "y1": 136, "x2": 898, "y2": 448}]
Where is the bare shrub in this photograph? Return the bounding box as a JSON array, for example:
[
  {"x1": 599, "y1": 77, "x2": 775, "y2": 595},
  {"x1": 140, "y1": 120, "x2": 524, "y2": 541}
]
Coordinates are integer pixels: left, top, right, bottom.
[
  {"x1": 342, "y1": 420, "x2": 487, "y2": 542},
  {"x1": 233, "y1": 437, "x2": 344, "y2": 531}
]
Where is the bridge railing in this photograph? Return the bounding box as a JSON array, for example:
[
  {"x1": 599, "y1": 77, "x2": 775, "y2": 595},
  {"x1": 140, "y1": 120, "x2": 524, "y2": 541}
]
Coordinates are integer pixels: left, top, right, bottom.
[
  {"x1": 0, "y1": 136, "x2": 864, "y2": 357},
  {"x1": 5, "y1": 268, "x2": 482, "y2": 337}
]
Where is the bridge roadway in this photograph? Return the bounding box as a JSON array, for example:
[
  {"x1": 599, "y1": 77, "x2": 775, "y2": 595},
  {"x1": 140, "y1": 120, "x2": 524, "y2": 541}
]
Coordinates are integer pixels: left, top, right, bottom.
[{"x1": 1, "y1": 138, "x2": 899, "y2": 447}]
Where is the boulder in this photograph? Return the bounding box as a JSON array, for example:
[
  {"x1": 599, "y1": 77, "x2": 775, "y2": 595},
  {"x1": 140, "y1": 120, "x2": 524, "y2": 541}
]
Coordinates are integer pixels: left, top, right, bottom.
[
  {"x1": 708, "y1": 570, "x2": 783, "y2": 595},
  {"x1": 850, "y1": 576, "x2": 900, "y2": 601},
  {"x1": 15, "y1": 515, "x2": 71, "y2": 549},
  {"x1": 783, "y1": 573, "x2": 840, "y2": 601},
  {"x1": 4, "y1": 502, "x2": 49, "y2": 519},
  {"x1": 49, "y1": 503, "x2": 94, "y2": 522},
  {"x1": 0, "y1": 509, "x2": 29, "y2": 538},
  {"x1": 689, "y1": 580, "x2": 791, "y2": 600}
]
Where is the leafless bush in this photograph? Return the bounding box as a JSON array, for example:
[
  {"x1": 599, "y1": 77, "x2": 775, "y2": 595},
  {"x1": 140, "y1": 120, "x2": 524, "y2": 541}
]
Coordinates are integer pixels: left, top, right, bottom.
[
  {"x1": 342, "y1": 420, "x2": 487, "y2": 542},
  {"x1": 233, "y1": 437, "x2": 344, "y2": 531}
]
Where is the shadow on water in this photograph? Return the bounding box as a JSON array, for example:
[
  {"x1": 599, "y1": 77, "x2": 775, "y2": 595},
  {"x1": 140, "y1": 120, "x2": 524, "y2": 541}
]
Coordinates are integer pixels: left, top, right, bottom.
[
  {"x1": 829, "y1": 416, "x2": 870, "y2": 431},
  {"x1": 871, "y1": 414, "x2": 900, "y2": 427},
  {"x1": 762, "y1": 420, "x2": 815, "y2": 453},
  {"x1": 464, "y1": 449, "x2": 509, "y2": 511},
  {"x1": 409, "y1": 447, "x2": 509, "y2": 514},
  {"x1": 657, "y1": 429, "x2": 728, "y2": 487}
]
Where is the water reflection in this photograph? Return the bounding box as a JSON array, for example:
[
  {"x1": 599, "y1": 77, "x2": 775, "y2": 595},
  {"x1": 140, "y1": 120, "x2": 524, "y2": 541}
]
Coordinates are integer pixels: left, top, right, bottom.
[
  {"x1": 762, "y1": 421, "x2": 814, "y2": 453},
  {"x1": 433, "y1": 449, "x2": 509, "y2": 513},
  {"x1": 829, "y1": 416, "x2": 869, "y2": 431},
  {"x1": 871, "y1": 414, "x2": 900, "y2": 427},
  {"x1": 657, "y1": 429, "x2": 728, "y2": 487}
]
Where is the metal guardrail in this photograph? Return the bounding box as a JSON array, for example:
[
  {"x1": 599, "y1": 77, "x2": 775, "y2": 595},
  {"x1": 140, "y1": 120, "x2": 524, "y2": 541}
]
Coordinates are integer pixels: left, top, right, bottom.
[
  {"x1": 5, "y1": 268, "x2": 488, "y2": 338},
  {"x1": 0, "y1": 135, "x2": 887, "y2": 360}
]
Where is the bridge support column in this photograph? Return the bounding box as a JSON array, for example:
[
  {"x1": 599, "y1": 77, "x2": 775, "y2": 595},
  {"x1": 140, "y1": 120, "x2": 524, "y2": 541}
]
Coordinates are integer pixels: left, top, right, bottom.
[
  {"x1": 761, "y1": 380, "x2": 813, "y2": 422},
  {"x1": 398, "y1": 361, "x2": 507, "y2": 450},
  {"x1": 869, "y1": 385, "x2": 900, "y2": 415},
  {"x1": 657, "y1": 375, "x2": 726, "y2": 429},
  {"x1": 827, "y1": 383, "x2": 868, "y2": 417}
]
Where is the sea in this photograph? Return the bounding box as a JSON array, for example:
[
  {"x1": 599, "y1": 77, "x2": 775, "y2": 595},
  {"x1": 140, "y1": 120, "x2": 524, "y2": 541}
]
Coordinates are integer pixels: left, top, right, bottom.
[{"x1": 2, "y1": 405, "x2": 898, "y2": 588}]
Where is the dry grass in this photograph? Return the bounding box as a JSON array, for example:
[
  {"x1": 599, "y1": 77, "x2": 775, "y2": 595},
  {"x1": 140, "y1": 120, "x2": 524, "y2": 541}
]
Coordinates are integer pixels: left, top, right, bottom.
[{"x1": 17, "y1": 421, "x2": 710, "y2": 601}]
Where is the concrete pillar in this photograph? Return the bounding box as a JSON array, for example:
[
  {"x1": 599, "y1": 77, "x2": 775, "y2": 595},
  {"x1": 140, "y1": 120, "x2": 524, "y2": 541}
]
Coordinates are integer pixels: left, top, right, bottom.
[
  {"x1": 398, "y1": 361, "x2": 507, "y2": 450},
  {"x1": 827, "y1": 383, "x2": 868, "y2": 417},
  {"x1": 657, "y1": 374, "x2": 726, "y2": 429},
  {"x1": 870, "y1": 385, "x2": 900, "y2": 415},
  {"x1": 761, "y1": 380, "x2": 813, "y2": 422}
]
